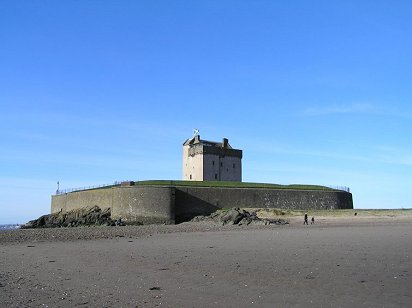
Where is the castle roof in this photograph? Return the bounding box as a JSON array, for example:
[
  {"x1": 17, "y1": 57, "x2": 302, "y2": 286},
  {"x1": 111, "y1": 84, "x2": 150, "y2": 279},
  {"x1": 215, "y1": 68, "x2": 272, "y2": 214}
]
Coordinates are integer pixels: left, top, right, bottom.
[
  {"x1": 183, "y1": 135, "x2": 233, "y2": 149},
  {"x1": 183, "y1": 135, "x2": 242, "y2": 158}
]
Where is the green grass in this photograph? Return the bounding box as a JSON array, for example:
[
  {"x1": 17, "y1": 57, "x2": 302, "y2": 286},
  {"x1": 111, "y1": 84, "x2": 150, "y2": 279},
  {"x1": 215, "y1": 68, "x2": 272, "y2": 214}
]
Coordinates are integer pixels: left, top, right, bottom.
[
  {"x1": 66, "y1": 180, "x2": 344, "y2": 194},
  {"x1": 133, "y1": 180, "x2": 337, "y2": 191}
]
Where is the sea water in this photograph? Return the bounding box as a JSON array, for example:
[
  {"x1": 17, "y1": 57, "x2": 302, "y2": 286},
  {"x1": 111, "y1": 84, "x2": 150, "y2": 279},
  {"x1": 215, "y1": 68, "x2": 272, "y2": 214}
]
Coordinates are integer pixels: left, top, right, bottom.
[{"x1": 0, "y1": 224, "x2": 20, "y2": 231}]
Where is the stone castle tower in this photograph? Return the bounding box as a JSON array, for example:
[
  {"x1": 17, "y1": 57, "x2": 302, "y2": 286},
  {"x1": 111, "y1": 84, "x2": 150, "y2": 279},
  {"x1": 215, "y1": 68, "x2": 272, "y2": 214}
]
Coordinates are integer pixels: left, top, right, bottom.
[{"x1": 182, "y1": 134, "x2": 242, "y2": 181}]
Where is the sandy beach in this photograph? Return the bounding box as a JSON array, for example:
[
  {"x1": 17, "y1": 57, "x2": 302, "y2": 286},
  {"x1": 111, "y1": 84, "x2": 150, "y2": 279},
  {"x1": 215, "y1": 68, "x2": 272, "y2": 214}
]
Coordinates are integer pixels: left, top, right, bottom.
[{"x1": 1, "y1": 217, "x2": 411, "y2": 307}]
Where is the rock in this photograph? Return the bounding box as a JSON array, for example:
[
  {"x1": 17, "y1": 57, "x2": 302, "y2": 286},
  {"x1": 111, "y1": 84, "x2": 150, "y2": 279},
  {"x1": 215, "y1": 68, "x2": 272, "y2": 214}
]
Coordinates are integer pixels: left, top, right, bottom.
[
  {"x1": 115, "y1": 218, "x2": 126, "y2": 226},
  {"x1": 21, "y1": 206, "x2": 121, "y2": 229},
  {"x1": 220, "y1": 208, "x2": 244, "y2": 225},
  {"x1": 266, "y1": 218, "x2": 289, "y2": 225},
  {"x1": 191, "y1": 215, "x2": 209, "y2": 222},
  {"x1": 191, "y1": 208, "x2": 289, "y2": 226},
  {"x1": 238, "y1": 217, "x2": 266, "y2": 226}
]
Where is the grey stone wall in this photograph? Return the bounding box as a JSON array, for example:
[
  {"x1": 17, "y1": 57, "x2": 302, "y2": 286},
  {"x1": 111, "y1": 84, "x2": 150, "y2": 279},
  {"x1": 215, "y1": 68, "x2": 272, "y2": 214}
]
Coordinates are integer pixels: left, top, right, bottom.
[
  {"x1": 52, "y1": 185, "x2": 353, "y2": 224},
  {"x1": 174, "y1": 187, "x2": 353, "y2": 222},
  {"x1": 203, "y1": 154, "x2": 242, "y2": 181},
  {"x1": 51, "y1": 186, "x2": 175, "y2": 224},
  {"x1": 51, "y1": 189, "x2": 113, "y2": 213},
  {"x1": 112, "y1": 186, "x2": 175, "y2": 224}
]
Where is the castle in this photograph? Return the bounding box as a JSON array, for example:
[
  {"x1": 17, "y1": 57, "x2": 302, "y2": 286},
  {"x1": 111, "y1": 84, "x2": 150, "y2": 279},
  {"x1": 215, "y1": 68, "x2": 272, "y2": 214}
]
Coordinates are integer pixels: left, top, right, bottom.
[
  {"x1": 51, "y1": 133, "x2": 353, "y2": 224},
  {"x1": 182, "y1": 134, "x2": 242, "y2": 181}
]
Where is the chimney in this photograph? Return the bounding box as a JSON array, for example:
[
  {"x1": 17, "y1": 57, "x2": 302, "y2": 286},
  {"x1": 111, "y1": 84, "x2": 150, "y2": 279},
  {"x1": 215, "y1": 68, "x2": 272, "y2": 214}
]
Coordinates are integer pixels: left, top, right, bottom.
[{"x1": 222, "y1": 138, "x2": 228, "y2": 148}]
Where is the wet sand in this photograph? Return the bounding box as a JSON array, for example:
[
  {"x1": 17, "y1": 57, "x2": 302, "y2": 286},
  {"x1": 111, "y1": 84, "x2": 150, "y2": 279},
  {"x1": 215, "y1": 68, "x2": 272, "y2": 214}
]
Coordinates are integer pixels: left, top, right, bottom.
[{"x1": 1, "y1": 220, "x2": 411, "y2": 307}]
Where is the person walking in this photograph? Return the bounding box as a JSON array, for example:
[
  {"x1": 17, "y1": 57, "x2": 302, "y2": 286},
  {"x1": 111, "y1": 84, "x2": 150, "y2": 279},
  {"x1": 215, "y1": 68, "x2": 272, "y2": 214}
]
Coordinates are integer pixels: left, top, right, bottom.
[
  {"x1": 304, "y1": 213, "x2": 308, "y2": 225},
  {"x1": 311, "y1": 216, "x2": 315, "y2": 224}
]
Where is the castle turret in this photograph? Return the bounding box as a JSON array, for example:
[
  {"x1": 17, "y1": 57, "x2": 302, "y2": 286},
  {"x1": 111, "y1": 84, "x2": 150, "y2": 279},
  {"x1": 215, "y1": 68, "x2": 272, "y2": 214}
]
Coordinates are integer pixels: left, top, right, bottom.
[{"x1": 182, "y1": 135, "x2": 242, "y2": 181}]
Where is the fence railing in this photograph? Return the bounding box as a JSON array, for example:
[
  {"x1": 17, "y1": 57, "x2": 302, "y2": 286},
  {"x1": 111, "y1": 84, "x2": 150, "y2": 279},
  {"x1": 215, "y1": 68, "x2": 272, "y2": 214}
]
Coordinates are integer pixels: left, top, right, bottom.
[
  {"x1": 56, "y1": 181, "x2": 122, "y2": 195},
  {"x1": 55, "y1": 181, "x2": 351, "y2": 195},
  {"x1": 327, "y1": 185, "x2": 350, "y2": 193}
]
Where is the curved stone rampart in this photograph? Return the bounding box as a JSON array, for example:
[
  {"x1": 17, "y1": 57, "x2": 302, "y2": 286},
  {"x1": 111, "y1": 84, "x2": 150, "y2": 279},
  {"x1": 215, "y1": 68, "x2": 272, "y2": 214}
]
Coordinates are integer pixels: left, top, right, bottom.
[
  {"x1": 111, "y1": 186, "x2": 175, "y2": 224},
  {"x1": 52, "y1": 186, "x2": 175, "y2": 224},
  {"x1": 174, "y1": 187, "x2": 353, "y2": 222},
  {"x1": 51, "y1": 184, "x2": 353, "y2": 224}
]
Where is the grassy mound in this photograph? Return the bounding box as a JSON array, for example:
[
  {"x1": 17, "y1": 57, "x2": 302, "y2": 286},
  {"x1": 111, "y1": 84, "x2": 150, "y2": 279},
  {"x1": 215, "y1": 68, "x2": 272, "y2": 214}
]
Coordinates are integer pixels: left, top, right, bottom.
[{"x1": 134, "y1": 180, "x2": 336, "y2": 191}]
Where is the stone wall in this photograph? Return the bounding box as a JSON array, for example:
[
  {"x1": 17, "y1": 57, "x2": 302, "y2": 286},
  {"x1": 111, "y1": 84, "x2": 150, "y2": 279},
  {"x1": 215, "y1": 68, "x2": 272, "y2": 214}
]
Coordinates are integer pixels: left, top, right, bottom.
[
  {"x1": 174, "y1": 187, "x2": 353, "y2": 222},
  {"x1": 52, "y1": 189, "x2": 113, "y2": 213},
  {"x1": 52, "y1": 184, "x2": 353, "y2": 224},
  {"x1": 52, "y1": 186, "x2": 175, "y2": 224},
  {"x1": 183, "y1": 145, "x2": 204, "y2": 181},
  {"x1": 203, "y1": 154, "x2": 242, "y2": 181},
  {"x1": 112, "y1": 186, "x2": 175, "y2": 224}
]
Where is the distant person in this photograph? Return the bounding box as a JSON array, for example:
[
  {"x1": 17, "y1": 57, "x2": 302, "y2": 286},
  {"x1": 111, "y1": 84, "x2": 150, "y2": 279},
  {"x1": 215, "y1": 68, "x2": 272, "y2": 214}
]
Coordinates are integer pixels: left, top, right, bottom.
[
  {"x1": 304, "y1": 213, "x2": 308, "y2": 225},
  {"x1": 311, "y1": 216, "x2": 315, "y2": 224}
]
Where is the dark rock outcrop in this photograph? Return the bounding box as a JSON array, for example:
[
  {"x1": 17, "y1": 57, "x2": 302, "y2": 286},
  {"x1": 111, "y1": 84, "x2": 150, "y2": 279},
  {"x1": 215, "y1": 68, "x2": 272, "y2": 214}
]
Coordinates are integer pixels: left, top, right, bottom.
[
  {"x1": 192, "y1": 207, "x2": 289, "y2": 226},
  {"x1": 21, "y1": 206, "x2": 124, "y2": 229}
]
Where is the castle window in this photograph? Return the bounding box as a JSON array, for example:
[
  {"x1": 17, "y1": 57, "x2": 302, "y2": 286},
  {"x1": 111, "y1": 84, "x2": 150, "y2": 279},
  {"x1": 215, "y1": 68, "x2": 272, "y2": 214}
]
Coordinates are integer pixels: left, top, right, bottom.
[
  {"x1": 215, "y1": 173, "x2": 218, "y2": 180},
  {"x1": 220, "y1": 162, "x2": 223, "y2": 167},
  {"x1": 190, "y1": 174, "x2": 192, "y2": 180},
  {"x1": 212, "y1": 161, "x2": 215, "y2": 166},
  {"x1": 233, "y1": 163, "x2": 235, "y2": 168}
]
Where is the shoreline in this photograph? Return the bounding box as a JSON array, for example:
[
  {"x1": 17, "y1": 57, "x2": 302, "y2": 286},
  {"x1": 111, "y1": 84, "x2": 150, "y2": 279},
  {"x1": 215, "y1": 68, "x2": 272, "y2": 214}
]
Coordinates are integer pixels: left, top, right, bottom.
[
  {"x1": 1, "y1": 218, "x2": 411, "y2": 307},
  {"x1": 1, "y1": 213, "x2": 412, "y2": 245}
]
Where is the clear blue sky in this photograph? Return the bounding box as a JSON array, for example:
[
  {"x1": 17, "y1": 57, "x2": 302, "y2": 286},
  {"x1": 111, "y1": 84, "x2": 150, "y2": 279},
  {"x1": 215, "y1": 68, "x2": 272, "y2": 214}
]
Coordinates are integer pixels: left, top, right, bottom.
[{"x1": 1, "y1": 1, "x2": 411, "y2": 224}]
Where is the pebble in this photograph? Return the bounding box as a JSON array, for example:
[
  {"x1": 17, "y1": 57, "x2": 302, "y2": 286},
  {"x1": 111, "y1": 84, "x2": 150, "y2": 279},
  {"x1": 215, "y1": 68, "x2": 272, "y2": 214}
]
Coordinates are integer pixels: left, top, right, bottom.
[{"x1": 0, "y1": 223, "x2": 286, "y2": 245}]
